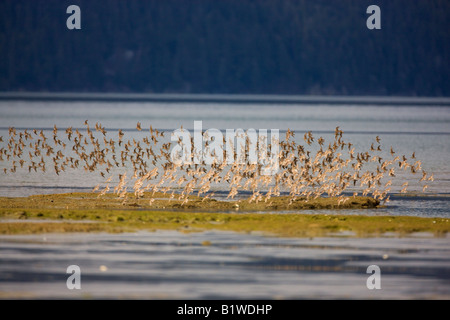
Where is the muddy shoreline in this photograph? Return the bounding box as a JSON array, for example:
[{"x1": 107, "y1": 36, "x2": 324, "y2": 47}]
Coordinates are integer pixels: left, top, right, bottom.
[{"x1": 0, "y1": 192, "x2": 448, "y2": 237}]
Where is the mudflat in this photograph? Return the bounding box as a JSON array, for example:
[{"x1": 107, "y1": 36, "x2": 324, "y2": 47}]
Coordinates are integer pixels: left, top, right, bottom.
[{"x1": 0, "y1": 192, "x2": 448, "y2": 238}]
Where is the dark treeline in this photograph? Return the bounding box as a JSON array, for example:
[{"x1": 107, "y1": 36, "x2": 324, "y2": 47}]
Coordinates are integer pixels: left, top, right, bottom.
[{"x1": 0, "y1": 0, "x2": 449, "y2": 96}]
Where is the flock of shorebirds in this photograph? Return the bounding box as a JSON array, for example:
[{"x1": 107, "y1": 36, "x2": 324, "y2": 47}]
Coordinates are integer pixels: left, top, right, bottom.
[{"x1": 0, "y1": 121, "x2": 433, "y2": 206}]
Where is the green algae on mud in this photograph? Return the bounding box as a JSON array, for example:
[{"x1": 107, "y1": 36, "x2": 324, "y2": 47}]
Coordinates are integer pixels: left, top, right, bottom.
[
  {"x1": 0, "y1": 192, "x2": 448, "y2": 237},
  {"x1": 0, "y1": 191, "x2": 379, "y2": 211}
]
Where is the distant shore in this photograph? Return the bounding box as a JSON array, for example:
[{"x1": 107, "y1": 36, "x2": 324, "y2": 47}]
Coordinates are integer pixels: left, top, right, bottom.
[{"x1": 1, "y1": 92, "x2": 450, "y2": 106}]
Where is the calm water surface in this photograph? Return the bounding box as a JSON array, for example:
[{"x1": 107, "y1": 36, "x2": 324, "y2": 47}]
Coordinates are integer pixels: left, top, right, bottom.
[{"x1": 0, "y1": 230, "x2": 449, "y2": 299}]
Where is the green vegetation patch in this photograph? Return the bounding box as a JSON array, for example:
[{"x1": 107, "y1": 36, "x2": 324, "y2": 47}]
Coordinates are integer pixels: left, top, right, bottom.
[
  {"x1": 0, "y1": 192, "x2": 379, "y2": 211},
  {"x1": 0, "y1": 193, "x2": 448, "y2": 238}
]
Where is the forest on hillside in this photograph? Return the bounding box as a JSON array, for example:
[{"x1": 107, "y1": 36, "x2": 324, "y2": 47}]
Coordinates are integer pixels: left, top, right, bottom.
[{"x1": 0, "y1": 0, "x2": 449, "y2": 96}]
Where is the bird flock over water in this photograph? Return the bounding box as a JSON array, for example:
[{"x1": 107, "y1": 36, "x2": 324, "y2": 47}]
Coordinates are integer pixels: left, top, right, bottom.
[{"x1": 0, "y1": 122, "x2": 434, "y2": 207}]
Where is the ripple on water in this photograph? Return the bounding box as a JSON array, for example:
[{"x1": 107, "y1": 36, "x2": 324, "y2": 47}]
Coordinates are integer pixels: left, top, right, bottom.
[{"x1": 0, "y1": 230, "x2": 449, "y2": 299}]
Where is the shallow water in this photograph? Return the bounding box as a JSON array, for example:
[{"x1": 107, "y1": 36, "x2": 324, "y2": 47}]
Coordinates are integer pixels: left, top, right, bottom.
[
  {"x1": 0, "y1": 99, "x2": 449, "y2": 217},
  {"x1": 0, "y1": 230, "x2": 449, "y2": 299}
]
